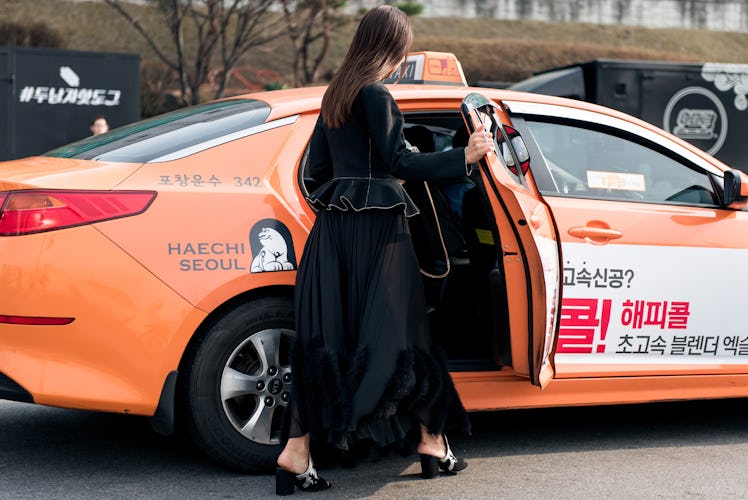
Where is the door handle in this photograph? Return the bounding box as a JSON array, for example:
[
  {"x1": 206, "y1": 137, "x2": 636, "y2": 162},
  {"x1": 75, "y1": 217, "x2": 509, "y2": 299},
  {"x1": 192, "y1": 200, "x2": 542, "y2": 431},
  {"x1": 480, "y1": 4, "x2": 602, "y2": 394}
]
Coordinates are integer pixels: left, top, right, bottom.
[{"x1": 568, "y1": 226, "x2": 623, "y2": 242}]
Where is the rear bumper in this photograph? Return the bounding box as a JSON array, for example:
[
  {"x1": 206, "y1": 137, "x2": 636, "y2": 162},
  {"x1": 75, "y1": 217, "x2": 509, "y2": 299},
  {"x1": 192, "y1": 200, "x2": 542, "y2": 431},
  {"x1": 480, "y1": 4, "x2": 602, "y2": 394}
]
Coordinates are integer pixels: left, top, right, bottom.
[
  {"x1": 0, "y1": 225, "x2": 204, "y2": 415},
  {"x1": 0, "y1": 371, "x2": 33, "y2": 403}
]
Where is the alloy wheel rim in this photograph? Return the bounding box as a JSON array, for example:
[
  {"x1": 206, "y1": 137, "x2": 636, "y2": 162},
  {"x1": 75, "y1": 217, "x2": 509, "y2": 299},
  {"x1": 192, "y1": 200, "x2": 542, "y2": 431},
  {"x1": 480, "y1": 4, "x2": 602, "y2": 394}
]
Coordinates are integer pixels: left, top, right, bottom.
[{"x1": 220, "y1": 328, "x2": 294, "y2": 445}]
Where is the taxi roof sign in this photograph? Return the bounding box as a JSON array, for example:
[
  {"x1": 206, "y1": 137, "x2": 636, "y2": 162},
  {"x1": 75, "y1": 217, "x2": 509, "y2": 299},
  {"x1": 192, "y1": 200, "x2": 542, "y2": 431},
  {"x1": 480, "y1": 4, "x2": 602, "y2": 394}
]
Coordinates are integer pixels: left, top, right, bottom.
[{"x1": 384, "y1": 51, "x2": 467, "y2": 86}]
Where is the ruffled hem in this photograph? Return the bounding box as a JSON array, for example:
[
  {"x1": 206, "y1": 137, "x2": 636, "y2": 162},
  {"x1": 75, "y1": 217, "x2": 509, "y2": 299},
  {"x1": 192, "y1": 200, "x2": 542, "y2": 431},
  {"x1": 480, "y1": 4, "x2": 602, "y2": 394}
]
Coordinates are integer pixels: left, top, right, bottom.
[
  {"x1": 307, "y1": 177, "x2": 420, "y2": 217},
  {"x1": 294, "y1": 339, "x2": 471, "y2": 452}
]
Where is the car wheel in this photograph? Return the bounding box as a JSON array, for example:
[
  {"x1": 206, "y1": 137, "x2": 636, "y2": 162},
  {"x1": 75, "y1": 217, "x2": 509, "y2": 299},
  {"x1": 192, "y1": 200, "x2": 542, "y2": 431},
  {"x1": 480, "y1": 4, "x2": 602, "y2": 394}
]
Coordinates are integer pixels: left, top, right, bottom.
[{"x1": 180, "y1": 295, "x2": 295, "y2": 472}]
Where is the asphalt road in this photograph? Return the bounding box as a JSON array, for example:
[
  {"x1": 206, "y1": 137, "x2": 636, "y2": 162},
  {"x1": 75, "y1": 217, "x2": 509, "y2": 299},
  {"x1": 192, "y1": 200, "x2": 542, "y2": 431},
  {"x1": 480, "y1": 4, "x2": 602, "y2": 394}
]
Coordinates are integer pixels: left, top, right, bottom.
[{"x1": 2, "y1": 398, "x2": 748, "y2": 499}]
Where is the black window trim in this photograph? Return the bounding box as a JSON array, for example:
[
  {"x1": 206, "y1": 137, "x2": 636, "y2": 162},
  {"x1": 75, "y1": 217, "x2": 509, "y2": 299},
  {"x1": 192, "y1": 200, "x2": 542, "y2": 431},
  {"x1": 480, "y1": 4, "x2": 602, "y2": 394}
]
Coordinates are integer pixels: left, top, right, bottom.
[{"x1": 148, "y1": 114, "x2": 299, "y2": 163}]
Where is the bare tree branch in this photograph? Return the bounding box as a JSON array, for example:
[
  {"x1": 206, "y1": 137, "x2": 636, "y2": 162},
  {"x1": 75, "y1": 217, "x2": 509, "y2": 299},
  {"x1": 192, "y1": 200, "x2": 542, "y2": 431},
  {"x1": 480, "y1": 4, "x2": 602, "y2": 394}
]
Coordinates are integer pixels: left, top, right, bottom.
[
  {"x1": 281, "y1": 0, "x2": 347, "y2": 87},
  {"x1": 107, "y1": 0, "x2": 294, "y2": 105},
  {"x1": 213, "y1": 0, "x2": 287, "y2": 98},
  {"x1": 104, "y1": 0, "x2": 177, "y2": 70}
]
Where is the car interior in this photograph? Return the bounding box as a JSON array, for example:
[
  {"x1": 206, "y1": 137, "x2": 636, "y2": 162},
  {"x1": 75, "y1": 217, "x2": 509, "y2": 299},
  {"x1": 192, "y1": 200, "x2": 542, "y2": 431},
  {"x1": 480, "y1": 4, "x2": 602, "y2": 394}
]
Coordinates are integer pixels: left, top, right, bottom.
[{"x1": 301, "y1": 111, "x2": 510, "y2": 372}]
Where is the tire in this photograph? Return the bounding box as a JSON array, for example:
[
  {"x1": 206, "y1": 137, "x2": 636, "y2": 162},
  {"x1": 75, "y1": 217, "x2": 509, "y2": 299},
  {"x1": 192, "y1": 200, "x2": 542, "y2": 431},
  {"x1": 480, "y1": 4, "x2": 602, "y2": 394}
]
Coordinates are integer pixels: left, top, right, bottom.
[{"x1": 180, "y1": 295, "x2": 296, "y2": 472}]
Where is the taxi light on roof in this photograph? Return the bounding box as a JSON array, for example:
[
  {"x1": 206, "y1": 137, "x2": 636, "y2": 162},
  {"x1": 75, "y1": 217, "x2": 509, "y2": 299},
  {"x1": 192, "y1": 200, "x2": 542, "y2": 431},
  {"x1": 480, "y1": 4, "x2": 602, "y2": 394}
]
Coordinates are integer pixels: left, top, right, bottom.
[
  {"x1": 0, "y1": 190, "x2": 157, "y2": 236},
  {"x1": 384, "y1": 51, "x2": 467, "y2": 86}
]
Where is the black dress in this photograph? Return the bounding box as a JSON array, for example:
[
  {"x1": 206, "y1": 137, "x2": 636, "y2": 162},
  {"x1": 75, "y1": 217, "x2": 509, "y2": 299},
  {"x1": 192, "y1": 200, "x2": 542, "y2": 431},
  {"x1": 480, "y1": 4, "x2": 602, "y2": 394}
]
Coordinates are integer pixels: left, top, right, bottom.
[{"x1": 288, "y1": 82, "x2": 471, "y2": 453}]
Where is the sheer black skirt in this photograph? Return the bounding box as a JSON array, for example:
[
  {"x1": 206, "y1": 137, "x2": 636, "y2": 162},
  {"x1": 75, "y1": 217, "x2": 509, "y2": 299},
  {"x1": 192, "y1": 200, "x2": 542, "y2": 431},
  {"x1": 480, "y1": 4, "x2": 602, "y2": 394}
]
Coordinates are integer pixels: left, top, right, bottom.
[{"x1": 286, "y1": 208, "x2": 470, "y2": 452}]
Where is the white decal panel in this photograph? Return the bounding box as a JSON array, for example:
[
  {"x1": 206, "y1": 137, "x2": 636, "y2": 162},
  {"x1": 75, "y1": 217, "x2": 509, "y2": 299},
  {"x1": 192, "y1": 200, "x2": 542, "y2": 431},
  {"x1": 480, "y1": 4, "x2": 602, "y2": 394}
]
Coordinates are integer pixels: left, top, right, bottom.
[{"x1": 556, "y1": 242, "x2": 748, "y2": 372}]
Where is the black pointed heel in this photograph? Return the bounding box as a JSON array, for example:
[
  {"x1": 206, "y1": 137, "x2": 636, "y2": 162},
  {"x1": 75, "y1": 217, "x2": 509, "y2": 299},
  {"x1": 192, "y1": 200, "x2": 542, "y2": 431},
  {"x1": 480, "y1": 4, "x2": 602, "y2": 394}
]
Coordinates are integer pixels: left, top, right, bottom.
[{"x1": 275, "y1": 456, "x2": 332, "y2": 496}]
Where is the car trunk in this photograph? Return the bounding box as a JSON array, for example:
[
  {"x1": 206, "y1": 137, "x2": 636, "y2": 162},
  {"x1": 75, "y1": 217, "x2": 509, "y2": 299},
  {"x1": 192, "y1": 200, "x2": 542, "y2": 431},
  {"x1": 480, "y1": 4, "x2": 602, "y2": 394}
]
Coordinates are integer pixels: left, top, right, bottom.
[{"x1": 0, "y1": 157, "x2": 144, "y2": 191}]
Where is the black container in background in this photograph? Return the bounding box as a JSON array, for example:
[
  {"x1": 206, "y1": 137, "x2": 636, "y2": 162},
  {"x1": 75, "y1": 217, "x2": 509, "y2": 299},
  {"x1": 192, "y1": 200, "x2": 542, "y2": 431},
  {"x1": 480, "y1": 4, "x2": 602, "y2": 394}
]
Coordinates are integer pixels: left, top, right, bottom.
[
  {"x1": 0, "y1": 46, "x2": 140, "y2": 160},
  {"x1": 509, "y1": 59, "x2": 748, "y2": 172}
]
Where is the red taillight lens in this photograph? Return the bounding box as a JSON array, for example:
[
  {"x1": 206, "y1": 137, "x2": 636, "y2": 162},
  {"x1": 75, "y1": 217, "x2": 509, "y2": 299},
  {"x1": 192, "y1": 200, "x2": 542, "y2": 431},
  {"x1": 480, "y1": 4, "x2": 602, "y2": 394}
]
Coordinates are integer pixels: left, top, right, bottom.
[
  {"x1": 0, "y1": 315, "x2": 74, "y2": 325},
  {"x1": 0, "y1": 190, "x2": 157, "y2": 236}
]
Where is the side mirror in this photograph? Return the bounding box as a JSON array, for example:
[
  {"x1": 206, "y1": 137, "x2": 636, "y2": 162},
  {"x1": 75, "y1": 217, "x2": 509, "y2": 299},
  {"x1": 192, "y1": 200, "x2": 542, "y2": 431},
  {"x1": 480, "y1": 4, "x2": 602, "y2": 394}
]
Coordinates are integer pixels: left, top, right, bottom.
[{"x1": 723, "y1": 169, "x2": 748, "y2": 208}]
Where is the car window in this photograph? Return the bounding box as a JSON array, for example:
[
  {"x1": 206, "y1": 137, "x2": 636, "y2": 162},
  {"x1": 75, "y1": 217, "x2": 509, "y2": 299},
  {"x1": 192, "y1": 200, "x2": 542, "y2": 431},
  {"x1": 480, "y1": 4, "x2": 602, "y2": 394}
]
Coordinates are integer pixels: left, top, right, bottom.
[
  {"x1": 44, "y1": 99, "x2": 270, "y2": 162},
  {"x1": 524, "y1": 120, "x2": 719, "y2": 205}
]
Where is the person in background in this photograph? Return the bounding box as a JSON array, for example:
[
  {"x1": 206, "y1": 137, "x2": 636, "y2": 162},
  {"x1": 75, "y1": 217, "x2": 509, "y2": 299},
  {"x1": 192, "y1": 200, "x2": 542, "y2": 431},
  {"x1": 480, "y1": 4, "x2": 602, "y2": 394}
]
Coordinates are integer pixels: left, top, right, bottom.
[
  {"x1": 90, "y1": 115, "x2": 109, "y2": 136},
  {"x1": 273, "y1": 5, "x2": 493, "y2": 495}
]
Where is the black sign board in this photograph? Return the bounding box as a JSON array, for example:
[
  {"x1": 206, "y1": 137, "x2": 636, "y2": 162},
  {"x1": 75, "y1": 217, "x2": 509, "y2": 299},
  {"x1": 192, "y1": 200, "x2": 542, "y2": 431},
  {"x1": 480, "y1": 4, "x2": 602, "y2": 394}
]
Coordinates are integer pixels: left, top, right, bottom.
[{"x1": 0, "y1": 46, "x2": 140, "y2": 160}]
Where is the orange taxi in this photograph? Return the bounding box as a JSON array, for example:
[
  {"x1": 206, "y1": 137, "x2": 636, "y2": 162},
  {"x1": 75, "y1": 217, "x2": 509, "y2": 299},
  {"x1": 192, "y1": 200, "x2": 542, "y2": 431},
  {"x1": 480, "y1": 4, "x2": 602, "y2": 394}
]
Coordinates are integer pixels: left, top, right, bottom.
[{"x1": 3, "y1": 52, "x2": 748, "y2": 471}]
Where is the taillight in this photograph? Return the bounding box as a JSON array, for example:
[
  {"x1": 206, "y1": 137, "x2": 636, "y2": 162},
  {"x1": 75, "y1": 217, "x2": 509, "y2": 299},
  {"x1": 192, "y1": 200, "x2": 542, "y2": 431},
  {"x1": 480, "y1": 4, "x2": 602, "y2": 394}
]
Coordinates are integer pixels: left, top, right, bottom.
[
  {"x1": 0, "y1": 315, "x2": 74, "y2": 325},
  {"x1": 0, "y1": 190, "x2": 157, "y2": 236}
]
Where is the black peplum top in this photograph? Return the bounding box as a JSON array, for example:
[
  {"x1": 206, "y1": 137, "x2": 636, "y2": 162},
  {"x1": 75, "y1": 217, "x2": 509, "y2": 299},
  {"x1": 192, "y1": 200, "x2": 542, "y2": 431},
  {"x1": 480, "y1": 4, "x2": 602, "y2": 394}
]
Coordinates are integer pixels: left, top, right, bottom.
[{"x1": 307, "y1": 81, "x2": 470, "y2": 217}]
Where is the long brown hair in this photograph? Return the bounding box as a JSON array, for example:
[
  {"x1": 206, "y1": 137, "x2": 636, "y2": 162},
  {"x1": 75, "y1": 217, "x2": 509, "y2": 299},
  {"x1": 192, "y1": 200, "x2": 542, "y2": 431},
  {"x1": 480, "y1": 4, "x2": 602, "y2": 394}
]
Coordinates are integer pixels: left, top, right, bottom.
[{"x1": 320, "y1": 5, "x2": 413, "y2": 128}]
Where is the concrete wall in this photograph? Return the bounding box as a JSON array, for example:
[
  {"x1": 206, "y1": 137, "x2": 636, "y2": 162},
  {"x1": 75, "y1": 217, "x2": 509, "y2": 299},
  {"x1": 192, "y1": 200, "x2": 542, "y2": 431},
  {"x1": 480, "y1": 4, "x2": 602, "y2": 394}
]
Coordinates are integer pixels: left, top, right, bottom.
[{"x1": 348, "y1": 0, "x2": 748, "y2": 32}]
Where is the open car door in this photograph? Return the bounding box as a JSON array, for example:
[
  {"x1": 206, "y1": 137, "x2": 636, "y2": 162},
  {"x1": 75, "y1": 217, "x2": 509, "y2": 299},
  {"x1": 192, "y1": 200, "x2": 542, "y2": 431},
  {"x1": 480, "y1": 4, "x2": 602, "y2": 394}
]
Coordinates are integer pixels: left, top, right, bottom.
[{"x1": 461, "y1": 93, "x2": 562, "y2": 388}]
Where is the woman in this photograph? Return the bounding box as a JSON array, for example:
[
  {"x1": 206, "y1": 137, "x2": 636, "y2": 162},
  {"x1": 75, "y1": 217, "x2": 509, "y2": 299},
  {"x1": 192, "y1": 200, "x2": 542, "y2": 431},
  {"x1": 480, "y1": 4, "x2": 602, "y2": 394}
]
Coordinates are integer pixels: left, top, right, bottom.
[{"x1": 275, "y1": 5, "x2": 493, "y2": 495}]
